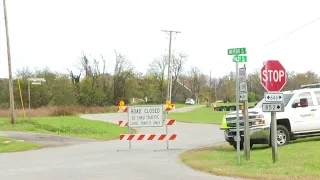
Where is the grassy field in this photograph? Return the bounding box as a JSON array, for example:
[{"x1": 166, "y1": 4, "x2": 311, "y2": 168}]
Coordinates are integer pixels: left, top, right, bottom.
[
  {"x1": 0, "y1": 136, "x2": 40, "y2": 153},
  {"x1": 213, "y1": 102, "x2": 256, "y2": 108},
  {"x1": 169, "y1": 107, "x2": 229, "y2": 124},
  {"x1": 130, "y1": 103, "x2": 189, "y2": 108},
  {"x1": 0, "y1": 116, "x2": 130, "y2": 140},
  {"x1": 181, "y1": 137, "x2": 320, "y2": 180}
]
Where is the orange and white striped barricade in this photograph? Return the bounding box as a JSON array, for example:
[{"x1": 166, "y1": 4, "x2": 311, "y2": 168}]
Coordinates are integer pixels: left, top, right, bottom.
[{"x1": 116, "y1": 102, "x2": 178, "y2": 151}]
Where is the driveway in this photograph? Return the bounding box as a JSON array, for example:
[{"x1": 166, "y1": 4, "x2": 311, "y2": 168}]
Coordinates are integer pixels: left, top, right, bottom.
[{"x1": 0, "y1": 106, "x2": 241, "y2": 180}]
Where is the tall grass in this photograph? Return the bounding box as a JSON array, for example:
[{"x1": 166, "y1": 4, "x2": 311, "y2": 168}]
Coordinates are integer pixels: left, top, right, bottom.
[{"x1": 0, "y1": 105, "x2": 117, "y2": 118}]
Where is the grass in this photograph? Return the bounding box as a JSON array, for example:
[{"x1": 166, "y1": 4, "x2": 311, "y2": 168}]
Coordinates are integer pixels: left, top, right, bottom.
[
  {"x1": 181, "y1": 137, "x2": 320, "y2": 180},
  {"x1": 0, "y1": 136, "x2": 40, "y2": 153},
  {"x1": 0, "y1": 116, "x2": 131, "y2": 140},
  {"x1": 0, "y1": 105, "x2": 117, "y2": 118},
  {"x1": 213, "y1": 102, "x2": 255, "y2": 108},
  {"x1": 169, "y1": 107, "x2": 230, "y2": 124},
  {"x1": 129, "y1": 103, "x2": 189, "y2": 108}
]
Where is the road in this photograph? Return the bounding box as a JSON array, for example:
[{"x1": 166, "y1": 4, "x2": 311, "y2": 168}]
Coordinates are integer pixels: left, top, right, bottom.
[{"x1": 0, "y1": 105, "x2": 241, "y2": 180}]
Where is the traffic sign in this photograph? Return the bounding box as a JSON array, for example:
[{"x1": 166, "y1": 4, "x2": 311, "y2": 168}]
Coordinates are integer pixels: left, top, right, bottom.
[
  {"x1": 239, "y1": 67, "x2": 247, "y2": 92},
  {"x1": 264, "y1": 92, "x2": 284, "y2": 102},
  {"x1": 261, "y1": 60, "x2": 286, "y2": 92},
  {"x1": 228, "y1": 48, "x2": 246, "y2": 55},
  {"x1": 233, "y1": 56, "x2": 247, "y2": 62},
  {"x1": 262, "y1": 103, "x2": 284, "y2": 112},
  {"x1": 127, "y1": 106, "x2": 164, "y2": 128},
  {"x1": 240, "y1": 92, "x2": 248, "y2": 101}
]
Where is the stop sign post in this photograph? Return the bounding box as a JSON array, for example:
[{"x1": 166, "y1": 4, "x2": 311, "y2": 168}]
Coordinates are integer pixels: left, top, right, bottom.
[{"x1": 260, "y1": 60, "x2": 286, "y2": 163}]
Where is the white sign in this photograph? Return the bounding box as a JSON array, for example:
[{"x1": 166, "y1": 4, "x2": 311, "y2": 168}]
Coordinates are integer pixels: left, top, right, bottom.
[
  {"x1": 264, "y1": 92, "x2": 284, "y2": 102},
  {"x1": 240, "y1": 92, "x2": 248, "y2": 101},
  {"x1": 262, "y1": 103, "x2": 284, "y2": 112},
  {"x1": 239, "y1": 68, "x2": 247, "y2": 92},
  {"x1": 128, "y1": 106, "x2": 163, "y2": 127}
]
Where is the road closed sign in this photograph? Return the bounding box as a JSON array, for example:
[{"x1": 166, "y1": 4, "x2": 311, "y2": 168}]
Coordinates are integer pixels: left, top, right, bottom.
[{"x1": 127, "y1": 106, "x2": 164, "y2": 128}]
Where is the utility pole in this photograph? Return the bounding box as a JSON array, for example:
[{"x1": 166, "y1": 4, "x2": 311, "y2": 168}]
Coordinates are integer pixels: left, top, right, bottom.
[
  {"x1": 3, "y1": 0, "x2": 16, "y2": 124},
  {"x1": 208, "y1": 70, "x2": 212, "y2": 107},
  {"x1": 162, "y1": 30, "x2": 180, "y2": 102}
]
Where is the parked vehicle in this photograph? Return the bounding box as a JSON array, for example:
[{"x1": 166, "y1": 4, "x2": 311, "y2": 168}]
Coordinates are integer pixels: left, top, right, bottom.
[
  {"x1": 220, "y1": 86, "x2": 320, "y2": 150},
  {"x1": 185, "y1": 98, "x2": 195, "y2": 105}
]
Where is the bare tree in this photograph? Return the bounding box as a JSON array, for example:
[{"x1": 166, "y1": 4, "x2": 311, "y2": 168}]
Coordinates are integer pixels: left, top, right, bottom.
[
  {"x1": 113, "y1": 50, "x2": 134, "y2": 103},
  {"x1": 188, "y1": 67, "x2": 207, "y2": 104},
  {"x1": 171, "y1": 53, "x2": 188, "y2": 100},
  {"x1": 147, "y1": 55, "x2": 168, "y2": 103}
]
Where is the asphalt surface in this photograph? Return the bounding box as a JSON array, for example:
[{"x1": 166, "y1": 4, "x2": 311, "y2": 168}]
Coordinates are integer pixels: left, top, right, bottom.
[{"x1": 0, "y1": 105, "x2": 241, "y2": 180}]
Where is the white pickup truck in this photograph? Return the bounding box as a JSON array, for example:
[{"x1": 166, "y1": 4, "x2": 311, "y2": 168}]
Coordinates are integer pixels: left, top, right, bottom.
[{"x1": 220, "y1": 87, "x2": 320, "y2": 150}]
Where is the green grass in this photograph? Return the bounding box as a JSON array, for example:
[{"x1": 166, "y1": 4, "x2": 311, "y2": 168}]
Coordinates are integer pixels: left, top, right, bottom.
[
  {"x1": 129, "y1": 103, "x2": 189, "y2": 108},
  {"x1": 0, "y1": 136, "x2": 40, "y2": 153},
  {"x1": 181, "y1": 137, "x2": 320, "y2": 180},
  {"x1": 213, "y1": 102, "x2": 255, "y2": 107},
  {"x1": 172, "y1": 103, "x2": 190, "y2": 108},
  {"x1": 169, "y1": 107, "x2": 230, "y2": 124},
  {"x1": 0, "y1": 116, "x2": 131, "y2": 140}
]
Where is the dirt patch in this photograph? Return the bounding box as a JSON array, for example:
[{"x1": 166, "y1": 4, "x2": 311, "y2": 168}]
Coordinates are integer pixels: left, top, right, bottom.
[{"x1": 0, "y1": 131, "x2": 100, "y2": 147}]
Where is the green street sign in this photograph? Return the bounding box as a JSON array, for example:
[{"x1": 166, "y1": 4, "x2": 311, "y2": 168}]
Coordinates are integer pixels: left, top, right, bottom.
[
  {"x1": 233, "y1": 56, "x2": 247, "y2": 62},
  {"x1": 228, "y1": 48, "x2": 246, "y2": 55}
]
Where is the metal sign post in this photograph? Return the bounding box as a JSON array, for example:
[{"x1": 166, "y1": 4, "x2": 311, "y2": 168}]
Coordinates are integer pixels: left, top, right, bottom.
[
  {"x1": 228, "y1": 47, "x2": 247, "y2": 164},
  {"x1": 27, "y1": 78, "x2": 46, "y2": 109},
  {"x1": 263, "y1": 93, "x2": 284, "y2": 162},
  {"x1": 239, "y1": 65, "x2": 250, "y2": 160},
  {"x1": 235, "y1": 62, "x2": 240, "y2": 164},
  {"x1": 260, "y1": 60, "x2": 287, "y2": 163}
]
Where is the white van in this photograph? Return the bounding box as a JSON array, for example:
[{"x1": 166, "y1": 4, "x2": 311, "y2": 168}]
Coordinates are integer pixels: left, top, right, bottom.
[{"x1": 220, "y1": 87, "x2": 320, "y2": 150}]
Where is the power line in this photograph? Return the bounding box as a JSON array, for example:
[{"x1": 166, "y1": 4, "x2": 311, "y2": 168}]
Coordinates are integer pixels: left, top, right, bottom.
[{"x1": 264, "y1": 15, "x2": 320, "y2": 47}]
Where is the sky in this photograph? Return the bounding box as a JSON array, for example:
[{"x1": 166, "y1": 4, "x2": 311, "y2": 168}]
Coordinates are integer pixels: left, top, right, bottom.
[{"x1": 0, "y1": 0, "x2": 320, "y2": 79}]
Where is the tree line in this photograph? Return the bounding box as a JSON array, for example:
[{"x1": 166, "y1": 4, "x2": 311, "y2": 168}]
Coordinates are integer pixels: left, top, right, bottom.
[{"x1": 0, "y1": 51, "x2": 318, "y2": 109}]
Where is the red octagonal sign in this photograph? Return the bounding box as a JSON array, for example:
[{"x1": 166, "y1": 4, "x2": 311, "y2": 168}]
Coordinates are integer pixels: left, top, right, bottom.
[{"x1": 260, "y1": 60, "x2": 286, "y2": 92}]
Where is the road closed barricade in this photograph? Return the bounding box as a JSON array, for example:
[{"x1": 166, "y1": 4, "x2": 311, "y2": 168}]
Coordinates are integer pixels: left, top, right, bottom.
[{"x1": 116, "y1": 100, "x2": 177, "y2": 151}]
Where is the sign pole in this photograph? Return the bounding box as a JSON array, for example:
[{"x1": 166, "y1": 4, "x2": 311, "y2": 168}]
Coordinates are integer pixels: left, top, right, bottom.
[
  {"x1": 128, "y1": 122, "x2": 132, "y2": 150},
  {"x1": 244, "y1": 100, "x2": 250, "y2": 160},
  {"x1": 271, "y1": 111, "x2": 278, "y2": 162},
  {"x1": 260, "y1": 60, "x2": 286, "y2": 163},
  {"x1": 235, "y1": 61, "x2": 241, "y2": 164},
  {"x1": 243, "y1": 64, "x2": 250, "y2": 160},
  {"x1": 228, "y1": 47, "x2": 247, "y2": 164},
  {"x1": 166, "y1": 111, "x2": 169, "y2": 149}
]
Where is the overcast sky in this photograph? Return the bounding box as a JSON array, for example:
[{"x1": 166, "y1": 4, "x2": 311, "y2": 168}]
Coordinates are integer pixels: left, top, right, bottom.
[{"x1": 0, "y1": 0, "x2": 320, "y2": 79}]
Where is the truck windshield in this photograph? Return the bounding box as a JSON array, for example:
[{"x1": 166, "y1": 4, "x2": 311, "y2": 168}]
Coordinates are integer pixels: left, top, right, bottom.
[{"x1": 254, "y1": 93, "x2": 294, "y2": 108}]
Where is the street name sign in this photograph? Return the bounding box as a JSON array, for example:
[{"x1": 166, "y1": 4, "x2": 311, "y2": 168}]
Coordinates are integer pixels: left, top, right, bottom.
[
  {"x1": 128, "y1": 106, "x2": 163, "y2": 128},
  {"x1": 261, "y1": 60, "x2": 286, "y2": 92},
  {"x1": 264, "y1": 92, "x2": 284, "y2": 102},
  {"x1": 262, "y1": 103, "x2": 284, "y2": 112},
  {"x1": 228, "y1": 48, "x2": 246, "y2": 55},
  {"x1": 233, "y1": 56, "x2": 247, "y2": 62}
]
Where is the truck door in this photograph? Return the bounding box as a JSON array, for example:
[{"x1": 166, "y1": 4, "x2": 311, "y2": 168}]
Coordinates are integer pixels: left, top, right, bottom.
[
  {"x1": 310, "y1": 91, "x2": 320, "y2": 130},
  {"x1": 289, "y1": 92, "x2": 318, "y2": 133}
]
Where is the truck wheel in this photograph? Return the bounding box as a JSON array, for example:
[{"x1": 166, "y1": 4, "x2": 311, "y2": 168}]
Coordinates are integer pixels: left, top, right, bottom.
[
  {"x1": 232, "y1": 142, "x2": 244, "y2": 150},
  {"x1": 277, "y1": 125, "x2": 290, "y2": 146}
]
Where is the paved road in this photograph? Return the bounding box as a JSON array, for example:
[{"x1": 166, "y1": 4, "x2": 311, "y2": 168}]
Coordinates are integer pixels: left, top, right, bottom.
[{"x1": 0, "y1": 106, "x2": 241, "y2": 180}]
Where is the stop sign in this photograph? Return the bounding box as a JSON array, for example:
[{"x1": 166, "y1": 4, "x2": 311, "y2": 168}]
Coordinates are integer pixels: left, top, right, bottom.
[{"x1": 260, "y1": 60, "x2": 286, "y2": 92}]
